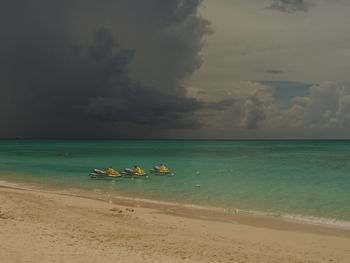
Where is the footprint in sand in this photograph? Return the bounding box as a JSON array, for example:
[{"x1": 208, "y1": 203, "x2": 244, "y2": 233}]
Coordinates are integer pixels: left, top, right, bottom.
[{"x1": 110, "y1": 208, "x2": 123, "y2": 213}]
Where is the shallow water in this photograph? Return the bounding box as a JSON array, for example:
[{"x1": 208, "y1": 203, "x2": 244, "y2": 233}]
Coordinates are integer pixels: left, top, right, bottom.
[{"x1": 1, "y1": 139, "x2": 350, "y2": 226}]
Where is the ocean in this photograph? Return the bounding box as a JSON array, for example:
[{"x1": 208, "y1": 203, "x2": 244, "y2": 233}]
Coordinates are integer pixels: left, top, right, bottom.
[{"x1": 1, "y1": 139, "x2": 350, "y2": 228}]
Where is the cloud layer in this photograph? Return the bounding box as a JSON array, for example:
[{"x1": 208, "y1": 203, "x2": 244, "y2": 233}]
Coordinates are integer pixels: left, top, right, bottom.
[
  {"x1": 0, "y1": 0, "x2": 210, "y2": 138},
  {"x1": 184, "y1": 79, "x2": 350, "y2": 139}
]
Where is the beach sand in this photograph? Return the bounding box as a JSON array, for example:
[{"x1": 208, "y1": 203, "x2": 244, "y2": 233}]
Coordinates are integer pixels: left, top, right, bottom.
[{"x1": 1, "y1": 187, "x2": 350, "y2": 263}]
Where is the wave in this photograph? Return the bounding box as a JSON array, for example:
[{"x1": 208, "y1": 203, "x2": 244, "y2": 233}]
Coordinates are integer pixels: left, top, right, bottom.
[
  {"x1": 0, "y1": 180, "x2": 38, "y2": 190},
  {"x1": 1, "y1": 179, "x2": 350, "y2": 230},
  {"x1": 113, "y1": 195, "x2": 350, "y2": 229}
]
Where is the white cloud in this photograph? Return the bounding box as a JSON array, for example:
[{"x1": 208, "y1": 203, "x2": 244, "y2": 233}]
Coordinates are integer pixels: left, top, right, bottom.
[
  {"x1": 185, "y1": 80, "x2": 350, "y2": 138},
  {"x1": 329, "y1": 94, "x2": 350, "y2": 128},
  {"x1": 278, "y1": 81, "x2": 350, "y2": 130},
  {"x1": 302, "y1": 81, "x2": 340, "y2": 126}
]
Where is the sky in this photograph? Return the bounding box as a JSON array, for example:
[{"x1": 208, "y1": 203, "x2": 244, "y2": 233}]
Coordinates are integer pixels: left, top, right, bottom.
[{"x1": 1, "y1": 0, "x2": 350, "y2": 139}]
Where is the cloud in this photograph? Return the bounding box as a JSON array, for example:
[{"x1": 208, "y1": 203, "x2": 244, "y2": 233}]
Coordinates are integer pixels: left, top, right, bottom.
[
  {"x1": 186, "y1": 81, "x2": 276, "y2": 131},
  {"x1": 191, "y1": 80, "x2": 350, "y2": 137},
  {"x1": 302, "y1": 82, "x2": 340, "y2": 126},
  {"x1": 278, "y1": 81, "x2": 350, "y2": 131},
  {"x1": 239, "y1": 96, "x2": 266, "y2": 129},
  {"x1": 266, "y1": 0, "x2": 313, "y2": 13},
  {"x1": 265, "y1": 69, "x2": 284, "y2": 74},
  {"x1": 237, "y1": 83, "x2": 276, "y2": 129},
  {"x1": 0, "y1": 0, "x2": 210, "y2": 138},
  {"x1": 331, "y1": 94, "x2": 350, "y2": 128}
]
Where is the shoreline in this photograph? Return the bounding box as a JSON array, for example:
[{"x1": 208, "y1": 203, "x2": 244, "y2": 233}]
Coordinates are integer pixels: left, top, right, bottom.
[
  {"x1": 1, "y1": 178, "x2": 350, "y2": 238},
  {"x1": 1, "y1": 185, "x2": 350, "y2": 262}
]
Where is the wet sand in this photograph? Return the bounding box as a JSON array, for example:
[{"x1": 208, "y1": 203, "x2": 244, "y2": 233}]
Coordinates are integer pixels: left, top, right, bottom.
[{"x1": 1, "y1": 186, "x2": 350, "y2": 262}]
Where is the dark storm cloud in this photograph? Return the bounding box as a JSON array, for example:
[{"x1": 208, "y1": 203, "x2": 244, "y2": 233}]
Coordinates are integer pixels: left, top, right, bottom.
[
  {"x1": 266, "y1": 0, "x2": 312, "y2": 12},
  {"x1": 0, "y1": 0, "x2": 210, "y2": 138}
]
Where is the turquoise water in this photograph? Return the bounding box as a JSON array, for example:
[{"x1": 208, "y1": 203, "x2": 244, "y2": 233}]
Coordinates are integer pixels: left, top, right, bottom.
[{"x1": 1, "y1": 140, "x2": 350, "y2": 225}]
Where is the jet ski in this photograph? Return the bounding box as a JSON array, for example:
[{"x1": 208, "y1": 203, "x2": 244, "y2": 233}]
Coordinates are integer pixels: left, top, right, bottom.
[
  {"x1": 123, "y1": 168, "x2": 135, "y2": 175},
  {"x1": 150, "y1": 165, "x2": 161, "y2": 173},
  {"x1": 150, "y1": 164, "x2": 171, "y2": 175},
  {"x1": 89, "y1": 168, "x2": 122, "y2": 178},
  {"x1": 134, "y1": 166, "x2": 147, "y2": 176},
  {"x1": 94, "y1": 169, "x2": 107, "y2": 174},
  {"x1": 122, "y1": 166, "x2": 147, "y2": 176}
]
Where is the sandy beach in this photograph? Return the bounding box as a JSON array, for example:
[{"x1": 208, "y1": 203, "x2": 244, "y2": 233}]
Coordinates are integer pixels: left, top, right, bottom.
[{"x1": 0, "y1": 186, "x2": 349, "y2": 263}]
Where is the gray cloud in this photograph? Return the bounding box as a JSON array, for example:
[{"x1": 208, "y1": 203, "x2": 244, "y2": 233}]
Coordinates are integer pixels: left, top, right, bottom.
[
  {"x1": 185, "y1": 81, "x2": 276, "y2": 131},
  {"x1": 266, "y1": 0, "x2": 312, "y2": 13},
  {"x1": 265, "y1": 69, "x2": 284, "y2": 74},
  {"x1": 331, "y1": 94, "x2": 350, "y2": 128},
  {"x1": 239, "y1": 96, "x2": 266, "y2": 129},
  {"x1": 0, "y1": 0, "x2": 210, "y2": 138},
  {"x1": 205, "y1": 99, "x2": 236, "y2": 111}
]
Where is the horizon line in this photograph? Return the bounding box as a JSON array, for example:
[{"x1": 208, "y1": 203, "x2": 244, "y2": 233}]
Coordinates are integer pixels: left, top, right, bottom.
[{"x1": 1, "y1": 138, "x2": 350, "y2": 141}]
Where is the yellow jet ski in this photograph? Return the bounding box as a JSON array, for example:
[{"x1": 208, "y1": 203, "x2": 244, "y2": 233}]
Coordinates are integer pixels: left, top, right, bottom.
[
  {"x1": 134, "y1": 166, "x2": 147, "y2": 176},
  {"x1": 150, "y1": 164, "x2": 171, "y2": 175},
  {"x1": 106, "y1": 168, "x2": 121, "y2": 177}
]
